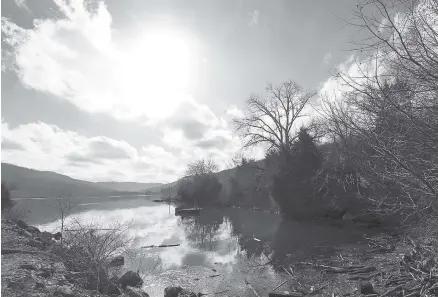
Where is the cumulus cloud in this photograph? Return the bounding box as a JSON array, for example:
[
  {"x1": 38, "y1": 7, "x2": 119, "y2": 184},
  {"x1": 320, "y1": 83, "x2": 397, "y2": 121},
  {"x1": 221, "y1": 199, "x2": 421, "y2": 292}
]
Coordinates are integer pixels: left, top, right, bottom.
[
  {"x1": 225, "y1": 105, "x2": 244, "y2": 119},
  {"x1": 0, "y1": 0, "x2": 262, "y2": 179},
  {"x1": 318, "y1": 54, "x2": 383, "y2": 100},
  {"x1": 1, "y1": 120, "x2": 182, "y2": 182},
  {"x1": 159, "y1": 100, "x2": 243, "y2": 170},
  {"x1": 1, "y1": 0, "x2": 194, "y2": 122}
]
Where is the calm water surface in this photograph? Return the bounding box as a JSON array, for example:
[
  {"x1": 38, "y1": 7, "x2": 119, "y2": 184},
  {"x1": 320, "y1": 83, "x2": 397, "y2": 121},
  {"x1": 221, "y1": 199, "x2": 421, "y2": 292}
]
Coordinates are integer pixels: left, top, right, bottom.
[{"x1": 15, "y1": 195, "x2": 374, "y2": 297}]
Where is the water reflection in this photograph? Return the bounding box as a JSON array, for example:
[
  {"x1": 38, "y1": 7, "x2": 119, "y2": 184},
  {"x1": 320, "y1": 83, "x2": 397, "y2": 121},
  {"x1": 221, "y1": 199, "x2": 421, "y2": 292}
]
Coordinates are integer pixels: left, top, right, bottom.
[{"x1": 17, "y1": 197, "x2": 372, "y2": 284}]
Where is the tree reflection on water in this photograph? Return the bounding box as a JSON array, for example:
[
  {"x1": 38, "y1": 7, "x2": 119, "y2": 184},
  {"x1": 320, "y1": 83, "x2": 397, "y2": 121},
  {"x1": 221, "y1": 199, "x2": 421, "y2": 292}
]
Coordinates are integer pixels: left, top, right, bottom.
[{"x1": 178, "y1": 207, "x2": 370, "y2": 272}]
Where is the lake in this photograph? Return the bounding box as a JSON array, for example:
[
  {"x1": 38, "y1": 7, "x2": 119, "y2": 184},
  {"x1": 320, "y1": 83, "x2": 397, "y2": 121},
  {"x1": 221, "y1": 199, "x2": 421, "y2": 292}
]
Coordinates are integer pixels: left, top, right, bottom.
[{"x1": 14, "y1": 195, "x2": 377, "y2": 297}]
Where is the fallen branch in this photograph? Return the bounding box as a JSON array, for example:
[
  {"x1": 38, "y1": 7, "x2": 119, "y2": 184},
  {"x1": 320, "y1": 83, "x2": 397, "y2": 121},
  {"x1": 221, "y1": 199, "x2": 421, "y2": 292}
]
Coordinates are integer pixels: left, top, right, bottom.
[
  {"x1": 268, "y1": 292, "x2": 303, "y2": 297},
  {"x1": 209, "y1": 274, "x2": 221, "y2": 278},
  {"x1": 212, "y1": 290, "x2": 229, "y2": 295},
  {"x1": 245, "y1": 278, "x2": 260, "y2": 297},
  {"x1": 379, "y1": 285, "x2": 403, "y2": 297},
  {"x1": 272, "y1": 279, "x2": 289, "y2": 291},
  {"x1": 141, "y1": 244, "x2": 180, "y2": 248},
  {"x1": 65, "y1": 228, "x2": 117, "y2": 231}
]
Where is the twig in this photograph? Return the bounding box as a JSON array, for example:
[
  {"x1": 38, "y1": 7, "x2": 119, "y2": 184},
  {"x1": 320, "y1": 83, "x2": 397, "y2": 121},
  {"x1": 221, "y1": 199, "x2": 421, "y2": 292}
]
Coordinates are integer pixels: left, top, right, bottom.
[
  {"x1": 245, "y1": 278, "x2": 261, "y2": 297},
  {"x1": 209, "y1": 274, "x2": 221, "y2": 278},
  {"x1": 212, "y1": 290, "x2": 229, "y2": 295},
  {"x1": 272, "y1": 279, "x2": 289, "y2": 291},
  {"x1": 282, "y1": 266, "x2": 293, "y2": 277},
  {"x1": 380, "y1": 285, "x2": 402, "y2": 297}
]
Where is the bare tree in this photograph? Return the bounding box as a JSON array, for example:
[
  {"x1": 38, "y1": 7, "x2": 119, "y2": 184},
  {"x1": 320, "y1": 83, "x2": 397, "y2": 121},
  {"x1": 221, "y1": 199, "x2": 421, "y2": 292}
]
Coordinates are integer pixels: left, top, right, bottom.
[
  {"x1": 185, "y1": 159, "x2": 219, "y2": 178},
  {"x1": 319, "y1": 0, "x2": 438, "y2": 218},
  {"x1": 234, "y1": 80, "x2": 316, "y2": 152},
  {"x1": 55, "y1": 196, "x2": 76, "y2": 246}
]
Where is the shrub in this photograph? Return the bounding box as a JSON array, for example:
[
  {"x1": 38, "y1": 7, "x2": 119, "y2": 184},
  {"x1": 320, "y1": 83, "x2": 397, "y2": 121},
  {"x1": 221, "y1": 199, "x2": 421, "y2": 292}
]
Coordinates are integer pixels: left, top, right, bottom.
[{"x1": 1, "y1": 182, "x2": 14, "y2": 211}]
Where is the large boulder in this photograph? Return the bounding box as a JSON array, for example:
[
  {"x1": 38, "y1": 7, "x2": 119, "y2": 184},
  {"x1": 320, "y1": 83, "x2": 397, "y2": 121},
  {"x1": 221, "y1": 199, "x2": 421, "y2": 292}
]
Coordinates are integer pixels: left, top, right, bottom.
[
  {"x1": 164, "y1": 286, "x2": 196, "y2": 297},
  {"x1": 53, "y1": 232, "x2": 62, "y2": 240},
  {"x1": 84, "y1": 266, "x2": 120, "y2": 295},
  {"x1": 118, "y1": 271, "x2": 143, "y2": 289},
  {"x1": 27, "y1": 225, "x2": 41, "y2": 235},
  {"x1": 39, "y1": 231, "x2": 53, "y2": 244},
  {"x1": 164, "y1": 286, "x2": 183, "y2": 297},
  {"x1": 16, "y1": 219, "x2": 29, "y2": 229}
]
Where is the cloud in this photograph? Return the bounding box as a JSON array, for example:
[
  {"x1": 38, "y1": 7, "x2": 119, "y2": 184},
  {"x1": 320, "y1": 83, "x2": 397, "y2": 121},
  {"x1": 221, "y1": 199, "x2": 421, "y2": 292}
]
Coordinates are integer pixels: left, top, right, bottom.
[
  {"x1": 1, "y1": 0, "x2": 194, "y2": 122},
  {"x1": 225, "y1": 105, "x2": 244, "y2": 119},
  {"x1": 322, "y1": 52, "x2": 332, "y2": 65},
  {"x1": 248, "y1": 10, "x2": 260, "y2": 27},
  {"x1": 1, "y1": 138, "x2": 25, "y2": 150},
  {"x1": 318, "y1": 53, "x2": 384, "y2": 100},
  {"x1": 1, "y1": 120, "x2": 182, "y2": 182},
  {"x1": 159, "y1": 100, "x2": 243, "y2": 170}
]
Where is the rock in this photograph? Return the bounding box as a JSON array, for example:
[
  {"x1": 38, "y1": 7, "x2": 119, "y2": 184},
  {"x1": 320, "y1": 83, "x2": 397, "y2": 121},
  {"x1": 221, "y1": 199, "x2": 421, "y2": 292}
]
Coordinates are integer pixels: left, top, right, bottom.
[
  {"x1": 56, "y1": 285, "x2": 75, "y2": 297},
  {"x1": 35, "y1": 282, "x2": 45, "y2": 289},
  {"x1": 28, "y1": 239, "x2": 45, "y2": 249},
  {"x1": 37, "y1": 269, "x2": 52, "y2": 278},
  {"x1": 17, "y1": 219, "x2": 29, "y2": 229},
  {"x1": 118, "y1": 271, "x2": 143, "y2": 289},
  {"x1": 53, "y1": 262, "x2": 67, "y2": 273},
  {"x1": 342, "y1": 212, "x2": 354, "y2": 222},
  {"x1": 358, "y1": 280, "x2": 375, "y2": 295},
  {"x1": 39, "y1": 231, "x2": 53, "y2": 244},
  {"x1": 84, "y1": 267, "x2": 120, "y2": 295},
  {"x1": 164, "y1": 286, "x2": 197, "y2": 297},
  {"x1": 18, "y1": 228, "x2": 33, "y2": 238},
  {"x1": 124, "y1": 287, "x2": 150, "y2": 297},
  {"x1": 20, "y1": 263, "x2": 38, "y2": 270},
  {"x1": 165, "y1": 286, "x2": 184, "y2": 297},
  {"x1": 110, "y1": 255, "x2": 125, "y2": 267},
  {"x1": 53, "y1": 232, "x2": 62, "y2": 240},
  {"x1": 27, "y1": 225, "x2": 41, "y2": 234},
  {"x1": 8, "y1": 281, "x2": 25, "y2": 290}
]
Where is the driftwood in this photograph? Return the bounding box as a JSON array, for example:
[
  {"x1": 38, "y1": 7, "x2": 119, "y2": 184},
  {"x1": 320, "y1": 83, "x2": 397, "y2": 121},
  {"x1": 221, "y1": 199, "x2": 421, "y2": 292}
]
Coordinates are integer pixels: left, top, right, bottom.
[
  {"x1": 245, "y1": 278, "x2": 261, "y2": 297},
  {"x1": 347, "y1": 271, "x2": 381, "y2": 280},
  {"x1": 379, "y1": 285, "x2": 403, "y2": 297},
  {"x1": 141, "y1": 244, "x2": 180, "y2": 248},
  {"x1": 272, "y1": 280, "x2": 289, "y2": 291},
  {"x1": 65, "y1": 228, "x2": 117, "y2": 231},
  {"x1": 208, "y1": 274, "x2": 221, "y2": 278},
  {"x1": 269, "y1": 292, "x2": 303, "y2": 297}
]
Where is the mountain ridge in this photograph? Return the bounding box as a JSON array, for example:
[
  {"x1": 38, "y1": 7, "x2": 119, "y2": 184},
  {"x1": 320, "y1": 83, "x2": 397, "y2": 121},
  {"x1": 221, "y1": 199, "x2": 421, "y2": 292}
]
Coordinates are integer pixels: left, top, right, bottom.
[{"x1": 1, "y1": 163, "x2": 163, "y2": 198}]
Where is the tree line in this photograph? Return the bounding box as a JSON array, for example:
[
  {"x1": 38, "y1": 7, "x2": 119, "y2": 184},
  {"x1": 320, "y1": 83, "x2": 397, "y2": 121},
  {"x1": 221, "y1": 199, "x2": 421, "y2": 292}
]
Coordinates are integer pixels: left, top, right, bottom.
[{"x1": 178, "y1": 0, "x2": 437, "y2": 227}]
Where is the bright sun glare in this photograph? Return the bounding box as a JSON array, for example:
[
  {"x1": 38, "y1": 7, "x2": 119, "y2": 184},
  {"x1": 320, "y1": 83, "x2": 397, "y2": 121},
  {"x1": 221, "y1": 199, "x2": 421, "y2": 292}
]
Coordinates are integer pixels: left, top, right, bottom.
[{"x1": 123, "y1": 28, "x2": 193, "y2": 120}]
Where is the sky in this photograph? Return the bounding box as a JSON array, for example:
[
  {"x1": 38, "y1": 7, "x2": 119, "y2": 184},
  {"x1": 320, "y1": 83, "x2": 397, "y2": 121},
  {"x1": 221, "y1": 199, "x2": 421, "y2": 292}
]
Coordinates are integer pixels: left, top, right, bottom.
[{"x1": 1, "y1": 0, "x2": 370, "y2": 183}]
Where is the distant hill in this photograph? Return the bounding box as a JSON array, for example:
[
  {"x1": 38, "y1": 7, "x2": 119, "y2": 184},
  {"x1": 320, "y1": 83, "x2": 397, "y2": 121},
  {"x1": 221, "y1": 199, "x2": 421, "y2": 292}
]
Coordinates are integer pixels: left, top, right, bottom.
[
  {"x1": 1, "y1": 163, "x2": 161, "y2": 199},
  {"x1": 95, "y1": 182, "x2": 163, "y2": 192},
  {"x1": 1, "y1": 162, "x2": 251, "y2": 200},
  {"x1": 1, "y1": 163, "x2": 112, "y2": 198}
]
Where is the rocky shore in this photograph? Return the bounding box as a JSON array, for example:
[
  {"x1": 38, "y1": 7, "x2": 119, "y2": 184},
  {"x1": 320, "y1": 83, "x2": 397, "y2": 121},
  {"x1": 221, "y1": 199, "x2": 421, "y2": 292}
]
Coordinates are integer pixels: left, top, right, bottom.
[
  {"x1": 1, "y1": 219, "x2": 191, "y2": 297},
  {"x1": 2, "y1": 218, "x2": 437, "y2": 297}
]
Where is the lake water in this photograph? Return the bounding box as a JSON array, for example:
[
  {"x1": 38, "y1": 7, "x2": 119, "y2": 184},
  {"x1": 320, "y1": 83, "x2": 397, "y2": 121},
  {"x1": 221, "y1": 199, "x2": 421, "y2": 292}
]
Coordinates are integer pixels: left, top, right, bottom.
[{"x1": 14, "y1": 195, "x2": 376, "y2": 297}]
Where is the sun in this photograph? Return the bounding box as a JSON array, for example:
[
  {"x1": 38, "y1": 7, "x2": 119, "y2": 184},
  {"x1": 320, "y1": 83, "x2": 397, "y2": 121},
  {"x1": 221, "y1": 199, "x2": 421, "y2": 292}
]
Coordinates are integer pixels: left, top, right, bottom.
[{"x1": 123, "y1": 28, "x2": 194, "y2": 120}]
